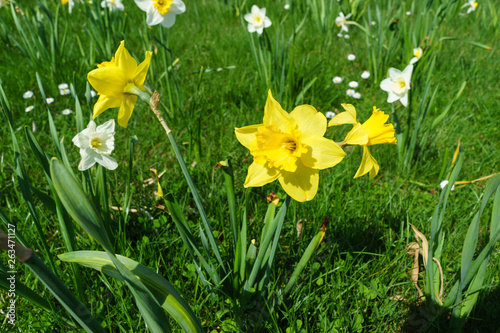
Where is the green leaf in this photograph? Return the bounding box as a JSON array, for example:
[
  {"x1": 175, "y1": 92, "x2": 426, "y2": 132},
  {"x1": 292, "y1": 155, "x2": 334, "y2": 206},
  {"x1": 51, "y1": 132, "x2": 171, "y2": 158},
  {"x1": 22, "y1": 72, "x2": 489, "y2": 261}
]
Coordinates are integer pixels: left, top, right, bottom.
[{"x1": 59, "y1": 251, "x2": 203, "y2": 333}]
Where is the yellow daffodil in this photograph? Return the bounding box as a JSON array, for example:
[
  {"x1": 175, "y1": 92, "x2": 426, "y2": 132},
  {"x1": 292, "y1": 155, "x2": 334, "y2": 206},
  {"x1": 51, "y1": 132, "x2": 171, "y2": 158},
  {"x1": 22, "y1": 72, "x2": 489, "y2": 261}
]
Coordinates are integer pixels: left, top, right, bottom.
[
  {"x1": 87, "y1": 41, "x2": 152, "y2": 128},
  {"x1": 329, "y1": 104, "x2": 396, "y2": 179},
  {"x1": 235, "y1": 91, "x2": 346, "y2": 202}
]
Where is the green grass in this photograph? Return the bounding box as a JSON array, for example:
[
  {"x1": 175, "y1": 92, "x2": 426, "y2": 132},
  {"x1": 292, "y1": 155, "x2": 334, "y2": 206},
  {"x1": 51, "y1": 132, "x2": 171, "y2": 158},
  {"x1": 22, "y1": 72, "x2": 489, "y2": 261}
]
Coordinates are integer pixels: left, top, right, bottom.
[{"x1": 0, "y1": 0, "x2": 499, "y2": 331}]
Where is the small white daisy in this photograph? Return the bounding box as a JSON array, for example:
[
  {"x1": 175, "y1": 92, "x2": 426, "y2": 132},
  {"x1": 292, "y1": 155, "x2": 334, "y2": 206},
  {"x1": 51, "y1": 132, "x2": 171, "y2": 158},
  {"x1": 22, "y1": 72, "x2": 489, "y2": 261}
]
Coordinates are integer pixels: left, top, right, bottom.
[
  {"x1": 353, "y1": 92, "x2": 361, "y2": 99},
  {"x1": 371, "y1": 21, "x2": 376, "y2": 26},
  {"x1": 346, "y1": 89, "x2": 355, "y2": 97},
  {"x1": 58, "y1": 83, "x2": 69, "y2": 90},
  {"x1": 332, "y1": 76, "x2": 343, "y2": 84},
  {"x1": 25, "y1": 105, "x2": 35, "y2": 112},
  {"x1": 348, "y1": 81, "x2": 359, "y2": 88},
  {"x1": 46, "y1": 97, "x2": 54, "y2": 104},
  {"x1": 284, "y1": 4, "x2": 290, "y2": 10},
  {"x1": 60, "y1": 88, "x2": 71, "y2": 96},
  {"x1": 337, "y1": 33, "x2": 343, "y2": 38},
  {"x1": 344, "y1": 34, "x2": 350, "y2": 39},
  {"x1": 361, "y1": 71, "x2": 370, "y2": 79},
  {"x1": 23, "y1": 91, "x2": 34, "y2": 99},
  {"x1": 406, "y1": 11, "x2": 411, "y2": 16},
  {"x1": 90, "y1": 90, "x2": 97, "y2": 98},
  {"x1": 325, "y1": 111, "x2": 336, "y2": 119},
  {"x1": 347, "y1": 54, "x2": 356, "y2": 61},
  {"x1": 62, "y1": 109, "x2": 73, "y2": 115}
]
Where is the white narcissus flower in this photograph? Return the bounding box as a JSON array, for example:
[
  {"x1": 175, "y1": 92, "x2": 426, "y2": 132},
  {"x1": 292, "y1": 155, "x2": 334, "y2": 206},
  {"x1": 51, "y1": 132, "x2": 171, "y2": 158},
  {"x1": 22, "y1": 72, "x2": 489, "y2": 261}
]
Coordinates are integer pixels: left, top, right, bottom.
[
  {"x1": 61, "y1": 0, "x2": 74, "y2": 14},
  {"x1": 410, "y1": 47, "x2": 423, "y2": 65},
  {"x1": 380, "y1": 64, "x2": 413, "y2": 107},
  {"x1": 244, "y1": 5, "x2": 272, "y2": 35},
  {"x1": 72, "y1": 119, "x2": 118, "y2": 171},
  {"x1": 335, "y1": 12, "x2": 352, "y2": 33},
  {"x1": 464, "y1": 0, "x2": 478, "y2": 14},
  {"x1": 101, "y1": 0, "x2": 124, "y2": 11},
  {"x1": 134, "y1": 0, "x2": 186, "y2": 28}
]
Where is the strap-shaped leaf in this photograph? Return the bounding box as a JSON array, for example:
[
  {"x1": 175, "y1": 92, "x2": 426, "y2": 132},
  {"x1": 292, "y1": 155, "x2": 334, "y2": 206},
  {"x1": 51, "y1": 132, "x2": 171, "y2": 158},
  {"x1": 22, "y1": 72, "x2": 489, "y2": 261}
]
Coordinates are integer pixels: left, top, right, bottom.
[{"x1": 59, "y1": 251, "x2": 203, "y2": 333}]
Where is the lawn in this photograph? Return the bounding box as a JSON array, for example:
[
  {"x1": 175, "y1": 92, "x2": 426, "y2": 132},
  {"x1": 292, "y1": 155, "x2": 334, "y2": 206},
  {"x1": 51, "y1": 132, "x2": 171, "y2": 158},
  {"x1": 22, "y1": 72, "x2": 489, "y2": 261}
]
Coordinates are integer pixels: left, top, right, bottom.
[{"x1": 0, "y1": 0, "x2": 499, "y2": 332}]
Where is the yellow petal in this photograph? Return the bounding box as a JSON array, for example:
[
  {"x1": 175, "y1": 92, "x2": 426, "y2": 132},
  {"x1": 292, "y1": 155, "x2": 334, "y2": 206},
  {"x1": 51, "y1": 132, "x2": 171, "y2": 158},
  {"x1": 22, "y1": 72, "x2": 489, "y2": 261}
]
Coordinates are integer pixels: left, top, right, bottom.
[
  {"x1": 354, "y1": 146, "x2": 380, "y2": 179},
  {"x1": 278, "y1": 159, "x2": 319, "y2": 202},
  {"x1": 300, "y1": 135, "x2": 346, "y2": 170},
  {"x1": 362, "y1": 107, "x2": 397, "y2": 146},
  {"x1": 344, "y1": 123, "x2": 369, "y2": 145},
  {"x1": 290, "y1": 105, "x2": 326, "y2": 137},
  {"x1": 328, "y1": 103, "x2": 358, "y2": 126},
  {"x1": 93, "y1": 95, "x2": 122, "y2": 119},
  {"x1": 244, "y1": 161, "x2": 280, "y2": 187},
  {"x1": 115, "y1": 41, "x2": 138, "y2": 79},
  {"x1": 117, "y1": 95, "x2": 138, "y2": 128},
  {"x1": 235, "y1": 124, "x2": 262, "y2": 150},
  {"x1": 88, "y1": 67, "x2": 128, "y2": 97},
  {"x1": 133, "y1": 51, "x2": 153, "y2": 89},
  {"x1": 263, "y1": 90, "x2": 295, "y2": 133}
]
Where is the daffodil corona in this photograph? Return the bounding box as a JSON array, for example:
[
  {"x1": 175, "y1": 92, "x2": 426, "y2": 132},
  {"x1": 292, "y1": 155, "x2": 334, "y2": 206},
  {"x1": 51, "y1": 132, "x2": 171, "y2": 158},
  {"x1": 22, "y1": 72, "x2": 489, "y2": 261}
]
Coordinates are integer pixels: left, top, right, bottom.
[
  {"x1": 329, "y1": 104, "x2": 396, "y2": 179},
  {"x1": 235, "y1": 91, "x2": 345, "y2": 202},
  {"x1": 87, "y1": 41, "x2": 152, "y2": 128}
]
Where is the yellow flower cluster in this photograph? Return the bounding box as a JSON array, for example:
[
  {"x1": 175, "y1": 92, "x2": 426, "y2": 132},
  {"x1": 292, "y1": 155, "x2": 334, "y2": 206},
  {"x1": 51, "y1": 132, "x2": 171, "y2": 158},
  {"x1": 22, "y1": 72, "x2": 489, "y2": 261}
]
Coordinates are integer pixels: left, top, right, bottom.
[{"x1": 236, "y1": 93, "x2": 396, "y2": 202}]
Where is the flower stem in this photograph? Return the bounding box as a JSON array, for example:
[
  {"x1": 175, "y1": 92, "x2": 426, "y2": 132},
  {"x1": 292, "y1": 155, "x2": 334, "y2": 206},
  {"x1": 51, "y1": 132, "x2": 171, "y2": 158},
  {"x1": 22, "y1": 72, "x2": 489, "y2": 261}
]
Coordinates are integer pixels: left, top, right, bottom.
[{"x1": 149, "y1": 92, "x2": 226, "y2": 273}]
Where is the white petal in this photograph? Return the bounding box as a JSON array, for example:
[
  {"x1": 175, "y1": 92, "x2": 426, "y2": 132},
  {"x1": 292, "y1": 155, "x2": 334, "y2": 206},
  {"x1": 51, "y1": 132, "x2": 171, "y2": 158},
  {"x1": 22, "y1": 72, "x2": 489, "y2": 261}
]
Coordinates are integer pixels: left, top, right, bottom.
[
  {"x1": 251, "y1": 5, "x2": 260, "y2": 14},
  {"x1": 147, "y1": 6, "x2": 164, "y2": 26},
  {"x1": 260, "y1": 7, "x2": 266, "y2": 17},
  {"x1": 247, "y1": 23, "x2": 256, "y2": 33},
  {"x1": 96, "y1": 119, "x2": 115, "y2": 134},
  {"x1": 256, "y1": 26, "x2": 264, "y2": 34},
  {"x1": 170, "y1": 0, "x2": 186, "y2": 14},
  {"x1": 78, "y1": 151, "x2": 96, "y2": 171},
  {"x1": 387, "y1": 92, "x2": 400, "y2": 103},
  {"x1": 388, "y1": 68, "x2": 402, "y2": 80},
  {"x1": 160, "y1": 13, "x2": 176, "y2": 28},
  {"x1": 409, "y1": 57, "x2": 418, "y2": 65},
  {"x1": 402, "y1": 64, "x2": 414, "y2": 83},
  {"x1": 400, "y1": 93, "x2": 409, "y2": 107},
  {"x1": 380, "y1": 78, "x2": 393, "y2": 92},
  {"x1": 94, "y1": 154, "x2": 118, "y2": 170},
  {"x1": 244, "y1": 13, "x2": 253, "y2": 23},
  {"x1": 134, "y1": 0, "x2": 151, "y2": 12},
  {"x1": 264, "y1": 17, "x2": 272, "y2": 28}
]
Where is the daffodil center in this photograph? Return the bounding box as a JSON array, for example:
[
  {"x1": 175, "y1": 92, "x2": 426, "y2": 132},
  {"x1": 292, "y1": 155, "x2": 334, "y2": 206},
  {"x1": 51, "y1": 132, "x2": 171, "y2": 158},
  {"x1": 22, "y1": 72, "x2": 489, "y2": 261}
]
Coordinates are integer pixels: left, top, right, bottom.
[
  {"x1": 473, "y1": 2, "x2": 478, "y2": 8},
  {"x1": 91, "y1": 138, "x2": 102, "y2": 149},
  {"x1": 250, "y1": 125, "x2": 307, "y2": 172},
  {"x1": 153, "y1": 0, "x2": 173, "y2": 15},
  {"x1": 393, "y1": 77, "x2": 407, "y2": 94}
]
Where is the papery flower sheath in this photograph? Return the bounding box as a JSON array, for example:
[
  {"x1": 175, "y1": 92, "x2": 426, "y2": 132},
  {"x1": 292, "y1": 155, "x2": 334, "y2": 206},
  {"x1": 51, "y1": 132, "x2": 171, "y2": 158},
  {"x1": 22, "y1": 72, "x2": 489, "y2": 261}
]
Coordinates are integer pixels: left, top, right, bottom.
[
  {"x1": 87, "y1": 41, "x2": 152, "y2": 128},
  {"x1": 235, "y1": 91, "x2": 345, "y2": 202},
  {"x1": 329, "y1": 104, "x2": 396, "y2": 179},
  {"x1": 134, "y1": 0, "x2": 186, "y2": 28},
  {"x1": 72, "y1": 119, "x2": 118, "y2": 171}
]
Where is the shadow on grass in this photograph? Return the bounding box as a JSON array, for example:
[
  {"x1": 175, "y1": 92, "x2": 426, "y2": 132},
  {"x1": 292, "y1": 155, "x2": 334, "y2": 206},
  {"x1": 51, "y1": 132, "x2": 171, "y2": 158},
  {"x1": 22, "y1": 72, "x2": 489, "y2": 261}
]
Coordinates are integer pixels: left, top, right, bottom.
[{"x1": 402, "y1": 283, "x2": 500, "y2": 333}]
